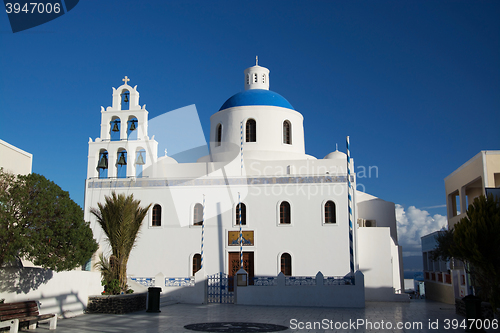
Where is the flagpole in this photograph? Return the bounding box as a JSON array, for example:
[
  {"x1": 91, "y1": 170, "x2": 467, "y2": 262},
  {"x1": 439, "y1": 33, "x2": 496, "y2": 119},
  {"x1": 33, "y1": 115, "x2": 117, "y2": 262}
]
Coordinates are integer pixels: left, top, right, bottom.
[
  {"x1": 240, "y1": 121, "x2": 243, "y2": 176},
  {"x1": 201, "y1": 194, "x2": 205, "y2": 270},
  {"x1": 346, "y1": 136, "x2": 355, "y2": 282},
  {"x1": 238, "y1": 192, "x2": 243, "y2": 269}
]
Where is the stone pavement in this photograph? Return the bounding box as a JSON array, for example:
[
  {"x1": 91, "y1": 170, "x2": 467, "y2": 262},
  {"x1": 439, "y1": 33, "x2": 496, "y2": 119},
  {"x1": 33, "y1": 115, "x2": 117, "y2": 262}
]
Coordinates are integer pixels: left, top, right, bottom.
[{"x1": 30, "y1": 299, "x2": 498, "y2": 333}]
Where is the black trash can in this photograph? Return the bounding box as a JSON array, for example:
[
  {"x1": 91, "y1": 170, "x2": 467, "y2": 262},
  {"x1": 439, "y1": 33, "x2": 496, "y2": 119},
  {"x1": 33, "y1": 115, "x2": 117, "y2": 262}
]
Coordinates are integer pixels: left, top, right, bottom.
[
  {"x1": 463, "y1": 295, "x2": 484, "y2": 332},
  {"x1": 147, "y1": 287, "x2": 162, "y2": 313}
]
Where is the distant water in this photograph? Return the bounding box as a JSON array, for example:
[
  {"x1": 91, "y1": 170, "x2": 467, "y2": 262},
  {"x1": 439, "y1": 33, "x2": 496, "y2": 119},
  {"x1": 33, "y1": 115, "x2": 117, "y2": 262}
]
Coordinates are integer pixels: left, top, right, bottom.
[{"x1": 404, "y1": 271, "x2": 423, "y2": 280}]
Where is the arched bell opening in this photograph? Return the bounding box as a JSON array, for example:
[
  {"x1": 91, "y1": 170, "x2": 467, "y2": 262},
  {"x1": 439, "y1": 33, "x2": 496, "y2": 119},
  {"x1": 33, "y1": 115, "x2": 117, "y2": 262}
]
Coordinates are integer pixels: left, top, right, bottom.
[
  {"x1": 116, "y1": 148, "x2": 127, "y2": 178},
  {"x1": 121, "y1": 89, "x2": 130, "y2": 110},
  {"x1": 135, "y1": 148, "x2": 146, "y2": 178},
  {"x1": 127, "y1": 116, "x2": 138, "y2": 140},
  {"x1": 110, "y1": 116, "x2": 121, "y2": 142},
  {"x1": 97, "y1": 149, "x2": 109, "y2": 179}
]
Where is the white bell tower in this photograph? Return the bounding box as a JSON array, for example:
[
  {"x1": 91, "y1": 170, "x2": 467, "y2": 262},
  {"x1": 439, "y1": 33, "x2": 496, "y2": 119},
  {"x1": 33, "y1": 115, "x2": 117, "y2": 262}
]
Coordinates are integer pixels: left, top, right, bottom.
[
  {"x1": 244, "y1": 56, "x2": 270, "y2": 91},
  {"x1": 87, "y1": 77, "x2": 158, "y2": 179}
]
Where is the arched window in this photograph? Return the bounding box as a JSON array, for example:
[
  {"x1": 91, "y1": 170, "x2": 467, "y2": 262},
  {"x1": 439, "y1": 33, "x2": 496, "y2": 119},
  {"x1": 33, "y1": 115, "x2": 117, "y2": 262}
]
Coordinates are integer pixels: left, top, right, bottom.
[
  {"x1": 281, "y1": 253, "x2": 291, "y2": 276},
  {"x1": 280, "y1": 201, "x2": 291, "y2": 224},
  {"x1": 236, "y1": 203, "x2": 246, "y2": 225},
  {"x1": 254, "y1": 73, "x2": 258, "y2": 83},
  {"x1": 246, "y1": 119, "x2": 256, "y2": 142},
  {"x1": 216, "y1": 123, "x2": 222, "y2": 147},
  {"x1": 193, "y1": 254, "x2": 201, "y2": 275},
  {"x1": 246, "y1": 74, "x2": 250, "y2": 85},
  {"x1": 193, "y1": 203, "x2": 203, "y2": 226},
  {"x1": 283, "y1": 120, "x2": 291, "y2": 144},
  {"x1": 152, "y1": 204, "x2": 162, "y2": 226},
  {"x1": 325, "y1": 201, "x2": 336, "y2": 224},
  {"x1": 262, "y1": 74, "x2": 266, "y2": 83}
]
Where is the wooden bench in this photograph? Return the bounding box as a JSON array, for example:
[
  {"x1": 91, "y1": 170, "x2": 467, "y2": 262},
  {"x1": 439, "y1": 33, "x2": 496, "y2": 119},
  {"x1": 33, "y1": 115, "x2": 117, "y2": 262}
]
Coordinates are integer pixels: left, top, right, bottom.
[{"x1": 0, "y1": 301, "x2": 57, "y2": 332}]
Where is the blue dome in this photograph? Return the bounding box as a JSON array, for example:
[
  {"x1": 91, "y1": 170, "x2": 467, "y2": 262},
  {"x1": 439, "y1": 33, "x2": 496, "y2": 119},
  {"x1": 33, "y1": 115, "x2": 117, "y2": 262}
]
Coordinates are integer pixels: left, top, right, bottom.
[{"x1": 219, "y1": 89, "x2": 294, "y2": 111}]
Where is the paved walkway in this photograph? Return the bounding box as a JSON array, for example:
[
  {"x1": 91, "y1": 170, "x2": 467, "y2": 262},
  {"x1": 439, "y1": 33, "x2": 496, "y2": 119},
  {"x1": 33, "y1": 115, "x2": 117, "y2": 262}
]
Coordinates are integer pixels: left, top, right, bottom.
[{"x1": 31, "y1": 300, "x2": 497, "y2": 333}]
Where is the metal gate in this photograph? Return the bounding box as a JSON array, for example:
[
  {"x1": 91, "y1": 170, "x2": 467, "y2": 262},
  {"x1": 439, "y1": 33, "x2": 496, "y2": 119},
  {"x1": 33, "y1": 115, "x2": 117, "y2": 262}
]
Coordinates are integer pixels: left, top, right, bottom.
[{"x1": 207, "y1": 272, "x2": 234, "y2": 303}]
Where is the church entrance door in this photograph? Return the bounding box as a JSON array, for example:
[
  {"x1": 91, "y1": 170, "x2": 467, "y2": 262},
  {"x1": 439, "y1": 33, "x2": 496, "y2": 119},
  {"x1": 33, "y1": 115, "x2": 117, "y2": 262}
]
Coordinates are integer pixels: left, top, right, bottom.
[{"x1": 228, "y1": 252, "x2": 254, "y2": 291}]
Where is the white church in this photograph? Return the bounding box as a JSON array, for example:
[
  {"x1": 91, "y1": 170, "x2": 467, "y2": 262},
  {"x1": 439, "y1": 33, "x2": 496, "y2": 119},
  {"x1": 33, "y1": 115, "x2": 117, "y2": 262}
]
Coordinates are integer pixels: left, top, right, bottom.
[{"x1": 83, "y1": 61, "x2": 405, "y2": 306}]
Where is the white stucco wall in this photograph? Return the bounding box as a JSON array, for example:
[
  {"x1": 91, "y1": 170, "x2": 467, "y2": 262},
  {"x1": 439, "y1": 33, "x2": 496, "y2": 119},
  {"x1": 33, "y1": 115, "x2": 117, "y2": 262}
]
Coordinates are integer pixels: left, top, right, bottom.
[
  {"x1": 236, "y1": 271, "x2": 365, "y2": 308},
  {"x1": 357, "y1": 191, "x2": 398, "y2": 243},
  {"x1": 209, "y1": 105, "x2": 308, "y2": 162},
  {"x1": 86, "y1": 170, "x2": 353, "y2": 279},
  {"x1": 357, "y1": 228, "x2": 407, "y2": 302},
  {"x1": 0, "y1": 268, "x2": 101, "y2": 317},
  {"x1": 0, "y1": 139, "x2": 32, "y2": 175}
]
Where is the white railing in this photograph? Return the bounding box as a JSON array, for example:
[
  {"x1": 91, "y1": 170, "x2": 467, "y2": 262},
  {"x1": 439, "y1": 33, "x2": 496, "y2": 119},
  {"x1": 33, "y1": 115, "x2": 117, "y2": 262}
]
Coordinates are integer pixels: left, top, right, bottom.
[
  {"x1": 165, "y1": 277, "x2": 195, "y2": 287},
  {"x1": 130, "y1": 277, "x2": 155, "y2": 287},
  {"x1": 130, "y1": 277, "x2": 195, "y2": 287},
  {"x1": 252, "y1": 274, "x2": 352, "y2": 286}
]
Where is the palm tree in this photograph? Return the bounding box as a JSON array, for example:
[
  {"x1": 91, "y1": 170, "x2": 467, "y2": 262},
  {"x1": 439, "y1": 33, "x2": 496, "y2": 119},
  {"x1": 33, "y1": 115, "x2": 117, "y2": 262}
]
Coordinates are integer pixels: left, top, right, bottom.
[{"x1": 91, "y1": 192, "x2": 151, "y2": 294}]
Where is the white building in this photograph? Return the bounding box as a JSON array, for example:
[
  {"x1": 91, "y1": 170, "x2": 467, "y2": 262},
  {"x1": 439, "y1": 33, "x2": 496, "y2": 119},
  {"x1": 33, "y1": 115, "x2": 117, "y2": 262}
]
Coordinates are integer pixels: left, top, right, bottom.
[
  {"x1": 84, "y1": 63, "x2": 404, "y2": 305},
  {"x1": 0, "y1": 139, "x2": 32, "y2": 175},
  {"x1": 422, "y1": 150, "x2": 500, "y2": 304},
  {"x1": 0, "y1": 140, "x2": 102, "y2": 317}
]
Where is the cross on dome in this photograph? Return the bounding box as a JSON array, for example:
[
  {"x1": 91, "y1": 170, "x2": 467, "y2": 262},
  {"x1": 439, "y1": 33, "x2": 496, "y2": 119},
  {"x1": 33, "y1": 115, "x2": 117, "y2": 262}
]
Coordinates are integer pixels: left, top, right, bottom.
[
  {"x1": 122, "y1": 76, "x2": 130, "y2": 85},
  {"x1": 256, "y1": 56, "x2": 258, "y2": 66}
]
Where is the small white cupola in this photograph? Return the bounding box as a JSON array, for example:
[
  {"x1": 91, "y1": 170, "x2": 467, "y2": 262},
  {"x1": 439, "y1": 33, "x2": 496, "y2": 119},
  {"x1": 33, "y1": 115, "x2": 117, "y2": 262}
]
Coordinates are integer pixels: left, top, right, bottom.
[{"x1": 244, "y1": 56, "x2": 270, "y2": 91}]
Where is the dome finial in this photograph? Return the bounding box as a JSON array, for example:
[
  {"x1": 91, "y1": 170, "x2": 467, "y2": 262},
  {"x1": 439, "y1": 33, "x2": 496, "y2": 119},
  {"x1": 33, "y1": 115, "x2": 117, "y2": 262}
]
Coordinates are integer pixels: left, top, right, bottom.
[
  {"x1": 336, "y1": 143, "x2": 338, "y2": 151},
  {"x1": 244, "y1": 59, "x2": 270, "y2": 91}
]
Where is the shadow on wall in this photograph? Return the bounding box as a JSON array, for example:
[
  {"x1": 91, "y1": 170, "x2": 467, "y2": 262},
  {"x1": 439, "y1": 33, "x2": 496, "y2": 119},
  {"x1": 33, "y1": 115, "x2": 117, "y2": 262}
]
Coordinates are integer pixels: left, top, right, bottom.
[
  {"x1": 0, "y1": 266, "x2": 101, "y2": 318},
  {"x1": 0, "y1": 266, "x2": 53, "y2": 294}
]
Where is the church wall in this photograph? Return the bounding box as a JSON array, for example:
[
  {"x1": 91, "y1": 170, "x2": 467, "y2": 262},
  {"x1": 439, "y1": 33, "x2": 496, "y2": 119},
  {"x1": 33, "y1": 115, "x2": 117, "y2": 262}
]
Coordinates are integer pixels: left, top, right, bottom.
[
  {"x1": 357, "y1": 227, "x2": 406, "y2": 301},
  {"x1": 209, "y1": 106, "x2": 306, "y2": 162},
  {"x1": 236, "y1": 271, "x2": 365, "y2": 308},
  {"x1": 357, "y1": 193, "x2": 399, "y2": 244},
  {"x1": 392, "y1": 243, "x2": 404, "y2": 295},
  {"x1": 85, "y1": 178, "x2": 353, "y2": 279}
]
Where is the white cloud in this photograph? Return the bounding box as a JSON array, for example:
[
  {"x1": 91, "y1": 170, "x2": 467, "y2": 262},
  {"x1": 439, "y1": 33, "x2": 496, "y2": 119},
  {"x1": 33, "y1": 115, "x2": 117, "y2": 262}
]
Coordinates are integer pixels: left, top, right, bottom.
[{"x1": 396, "y1": 204, "x2": 447, "y2": 256}]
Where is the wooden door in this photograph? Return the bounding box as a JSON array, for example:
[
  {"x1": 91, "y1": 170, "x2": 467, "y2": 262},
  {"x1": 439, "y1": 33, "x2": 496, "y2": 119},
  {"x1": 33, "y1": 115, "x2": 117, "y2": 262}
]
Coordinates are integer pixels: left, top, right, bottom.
[{"x1": 228, "y1": 252, "x2": 254, "y2": 290}]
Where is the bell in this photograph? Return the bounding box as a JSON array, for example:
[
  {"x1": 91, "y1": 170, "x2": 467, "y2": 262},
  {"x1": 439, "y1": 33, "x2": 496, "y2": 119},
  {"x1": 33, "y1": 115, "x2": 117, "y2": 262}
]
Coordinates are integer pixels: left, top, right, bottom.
[
  {"x1": 117, "y1": 152, "x2": 127, "y2": 165},
  {"x1": 124, "y1": 93, "x2": 129, "y2": 103},
  {"x1": 129, "y1": 120, "x2": 136, "y2": 131},
  {"x1": 97, "y1": 153, "x2": 108, "y2": 169},
  {"x1": 136, "y1": 153, "x2": 145, "y2": 165},
  {"x1": 112, "y1": 121, "x2": 120, "y2": 132}
]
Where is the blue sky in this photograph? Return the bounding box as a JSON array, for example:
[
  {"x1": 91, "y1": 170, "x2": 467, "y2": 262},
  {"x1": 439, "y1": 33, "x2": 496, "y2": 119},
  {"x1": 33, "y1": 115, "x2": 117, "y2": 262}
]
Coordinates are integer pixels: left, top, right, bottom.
[{"x1": 1, "y1": 1, "x2": 499, "y2": 272}]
